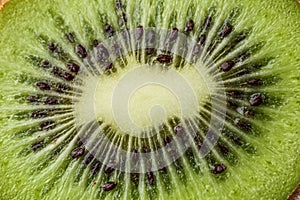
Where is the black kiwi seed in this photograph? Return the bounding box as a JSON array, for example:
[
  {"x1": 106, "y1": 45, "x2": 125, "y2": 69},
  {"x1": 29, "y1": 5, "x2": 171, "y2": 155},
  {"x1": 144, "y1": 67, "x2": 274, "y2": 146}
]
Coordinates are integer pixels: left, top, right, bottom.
[
  {"x1": 116, "y1": 1, "x2": 123, "y2": 9},
  {"x1": 174, "y1": 124, "x2": 183, "y2": 134},
  {"x1": 41, "y1": 60, "x2": 52, "y2": 68},
  {"x1": 104, "y1": 63, "x2": 113, "y2": 71},
  {"x1": 226, "y1": 100, "x2": 238, "y2": 108},
  {"x1": 166, "y1": 28, "x2": 179, "y2": 43},
  {"x1": 220, "y1": 60, "x2": 235, "y2": 72},
  {"x1": 135, "y1": 25, "x2": 144, "y2": 40},
  {"x1": 210, "y1": 164, "x2": 227, "y2": 174},
  {"x1": 52, "y1": 67, "x2": 60, "y2": 76},
  {"x1": 44, "y1": 97, "x2": 59, "y2": 105},
  {"x1": 244, "y1": 110, "x2": 254, "y2": 118},
  {"x1": 247, "y1": 79, "x2": 263, "y2": 86},
  {"x1": 60, "y1": 72, "x2": 75, "y2": 81},
  {"x1": 48, "y1": 43, "x2": 58, "y2": 52},
  {"x1": 219, "y1": 23, "x2": 233, "y2": 38},
  {"x1": 75, "y1": 44, "x2": 88, "y2": 58},
  {"x1": 77, "y1": 136, "x2": 87, "y2": 147},
  {"x1": 52, "y1": 68, "x2": 75, "y2": 81},
  {"x1": 83, "y1": 154, "x2": 94, "y2": 165},
  {"x1": 67, "y1": 63, "x2": 80, "y2": 74},
  {"x1": 228, "y1": 90, "x2": 243, "y2": 97},
  {"x1": 234, "y1": 118, "x2": 251, "y2": 131},
  {"x1": 249, "y1": 93, "x2": 263, "y2": 106},
  {"x1": 32, "y1": 141, "x2": 44, "y2": 151},
  {"x1": 71, "y1": 147, "x2": 85, "y2": 159},
  {"x1": 55, "y1": 83, "x2": 70, "y2": 92},
  {"x1": 197, "y1": 140, "x2": 203, "y2": 148},
  {"x1": 91, "y1": 162, "x2": 101, "y2": 175},
  {"x1": 184, "y1": 19, "x2": 195, "y2": 32},
  {"x1": 236, "y1": 106, "x2": 254, "y2": 118},
  {"x1": 104, "y1": 161, "x2": 118, "y2": 174},
  {"x1": 164, "y1": 136, "x2": 171, "y2": 145},
  {"x1": 40, "y1": 121, "x2": 55, "y2": 130},
  {"x1": 101, "y1": 182, "x2": 117, "y2": 192},
  {"x1": 147, "y1": 171, "x2": 155, "y2": 185},
  {"x1": 93, "y1": 39, "x2": 99, "y2": 47},
  {"x1": 31, "y1": 110, "x2": 48, "y2": 118},
  {"x1": 156, "y1": 54, "x2": 172, "y2": 64},
  {"x1": 131, "y1": 173, "x2": 139, "y2": 183},
  {"x1": 218, "y1": 144, "x2": 229, "y2": 155},
  {"x1": 36, "y1": 81, "x2": 51, "y2": 90},
  {"x1": 159, "y1": 167, "x2": 168, "y2": 174},
  {"x1": 65, "y1": 32, "x2": 75, "y2": 43},
  {"x1": 105, "y1": 23, "x2": 114, "y2": 37}
]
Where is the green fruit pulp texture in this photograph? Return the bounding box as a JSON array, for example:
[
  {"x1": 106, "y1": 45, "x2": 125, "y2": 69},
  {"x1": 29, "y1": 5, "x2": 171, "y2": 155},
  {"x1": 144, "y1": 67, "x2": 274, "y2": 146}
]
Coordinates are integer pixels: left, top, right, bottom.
[{"x1": 0, "y1": 0, "x2": 299, "y2": 200}]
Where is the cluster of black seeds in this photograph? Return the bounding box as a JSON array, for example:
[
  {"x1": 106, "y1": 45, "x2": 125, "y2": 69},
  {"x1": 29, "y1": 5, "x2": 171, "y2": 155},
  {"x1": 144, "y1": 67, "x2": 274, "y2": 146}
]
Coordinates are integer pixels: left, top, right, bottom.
[{"x1": 16, "y1": 1, "x2": 275, "y2": 196}]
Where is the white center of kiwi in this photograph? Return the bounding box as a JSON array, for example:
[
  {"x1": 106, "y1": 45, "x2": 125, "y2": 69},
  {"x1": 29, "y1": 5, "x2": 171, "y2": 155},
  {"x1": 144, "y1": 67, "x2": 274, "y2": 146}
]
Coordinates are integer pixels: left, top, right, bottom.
[{"x1": 76, "y1": 56, "x2": 212, "y2": 137}]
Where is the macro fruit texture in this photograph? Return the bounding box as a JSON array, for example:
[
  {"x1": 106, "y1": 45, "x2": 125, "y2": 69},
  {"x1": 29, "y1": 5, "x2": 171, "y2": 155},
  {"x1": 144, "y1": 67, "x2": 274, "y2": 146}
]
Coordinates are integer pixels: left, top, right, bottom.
[{"x1": 0, "y1": 0, "x2": 299, "y2": 200}]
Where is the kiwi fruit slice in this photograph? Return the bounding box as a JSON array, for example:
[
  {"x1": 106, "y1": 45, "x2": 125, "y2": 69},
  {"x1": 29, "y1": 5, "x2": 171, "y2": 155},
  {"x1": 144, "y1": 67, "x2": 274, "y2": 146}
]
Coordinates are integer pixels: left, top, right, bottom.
[{"x1": 0, "y1": 0, "x2": 299, "y2": 199}]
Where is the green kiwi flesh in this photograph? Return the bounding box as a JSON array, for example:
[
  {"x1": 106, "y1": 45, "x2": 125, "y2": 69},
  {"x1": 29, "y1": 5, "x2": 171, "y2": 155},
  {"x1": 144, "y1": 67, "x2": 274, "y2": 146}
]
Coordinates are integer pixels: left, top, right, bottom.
[{"x1": 0, "y1": 0, "x2": 300, "y2": 200}]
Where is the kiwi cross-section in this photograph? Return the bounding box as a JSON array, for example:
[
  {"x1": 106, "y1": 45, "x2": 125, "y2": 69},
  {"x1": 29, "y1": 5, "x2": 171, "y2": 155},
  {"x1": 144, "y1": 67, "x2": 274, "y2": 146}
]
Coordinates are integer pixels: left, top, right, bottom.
[{"x1": 0, "y1": 0, "x2": 299, "y2": 200}]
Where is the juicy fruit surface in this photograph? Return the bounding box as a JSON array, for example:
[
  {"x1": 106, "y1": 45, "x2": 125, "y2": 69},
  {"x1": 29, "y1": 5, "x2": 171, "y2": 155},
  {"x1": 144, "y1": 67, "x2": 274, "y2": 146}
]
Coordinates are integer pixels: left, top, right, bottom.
[{"x1": 0, "y1": 0, "x2": 300, "y2": 200}]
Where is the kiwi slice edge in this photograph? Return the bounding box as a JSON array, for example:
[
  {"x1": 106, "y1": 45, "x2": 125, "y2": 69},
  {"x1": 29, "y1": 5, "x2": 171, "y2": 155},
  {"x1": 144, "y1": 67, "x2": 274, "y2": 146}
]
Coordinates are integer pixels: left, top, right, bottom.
[{"x1": 0, "y1": 0, "x2": 300, "y2": 200}]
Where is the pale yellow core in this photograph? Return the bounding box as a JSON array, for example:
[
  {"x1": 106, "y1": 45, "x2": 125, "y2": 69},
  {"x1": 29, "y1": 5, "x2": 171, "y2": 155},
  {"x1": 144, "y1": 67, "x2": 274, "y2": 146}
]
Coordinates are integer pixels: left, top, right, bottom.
[{"x1": 76, "y1": 56, "x2": 212, "y2": 136}]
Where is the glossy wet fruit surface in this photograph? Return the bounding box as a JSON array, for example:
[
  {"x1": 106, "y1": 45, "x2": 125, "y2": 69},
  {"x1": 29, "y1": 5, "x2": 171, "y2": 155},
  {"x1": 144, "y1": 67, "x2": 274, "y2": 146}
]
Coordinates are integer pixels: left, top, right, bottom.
[{"x1": 0, "y1": 0, "x2": 299, "y2": 199}]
